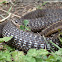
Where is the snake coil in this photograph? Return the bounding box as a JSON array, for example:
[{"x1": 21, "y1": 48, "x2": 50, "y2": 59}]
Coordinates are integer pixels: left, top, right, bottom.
[{"x1": 2, "y1": 9, "x2": 62, "y2": 51}]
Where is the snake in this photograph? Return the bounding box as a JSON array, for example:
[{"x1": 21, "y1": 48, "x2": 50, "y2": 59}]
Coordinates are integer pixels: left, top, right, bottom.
[
  {"x1": 0, "y1": 20, "x2": 9, "y2": 37},
  {"x1": 2, "y1": 9, "x2": 62, "y2": 52},
  {"x1": 40, "y1": 20, "x2": 62, "y2": 37}
]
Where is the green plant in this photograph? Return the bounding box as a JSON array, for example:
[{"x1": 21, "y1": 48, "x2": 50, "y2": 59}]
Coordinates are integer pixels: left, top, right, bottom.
[
  {"x1": 0, "y1": 36, "x2": 13, "y2": 43},
  {"x1": 20, "y1": 20, "x2": 31, "y2": 31},
  {"x1": 0, "y1": 1, "x2": 6, "y2": 4},
  {"x1": 7, "y1": 6, "x2": 12, "y2": 14}
]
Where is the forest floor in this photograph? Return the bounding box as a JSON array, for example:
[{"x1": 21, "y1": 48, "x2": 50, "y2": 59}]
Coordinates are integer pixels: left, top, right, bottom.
[{"x1": 0, "y1": 2, "x2": 62, "y2": 20}]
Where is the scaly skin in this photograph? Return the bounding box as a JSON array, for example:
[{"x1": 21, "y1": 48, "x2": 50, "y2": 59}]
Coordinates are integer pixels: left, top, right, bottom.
[
  {"x1": 2, "y1": 9, "x2": 62, "y2": 51},
  {"x1": 40, "y1": 21, "x2": 62, "y2": 37},
  {"x1": 18, "y1": 9, "x2": 62, "y2": 32},
  {"x1": 2, "y1": 21, "x2": 61, "y2": 51},
  {"x1": 0, "y1": 20, "x2": 9, "y2": 37}
]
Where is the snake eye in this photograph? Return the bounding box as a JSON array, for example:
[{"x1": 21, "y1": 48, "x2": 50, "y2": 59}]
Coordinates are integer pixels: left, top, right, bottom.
[{"x1": 15, "y1": 20, "x2": 18, "y2": 23}]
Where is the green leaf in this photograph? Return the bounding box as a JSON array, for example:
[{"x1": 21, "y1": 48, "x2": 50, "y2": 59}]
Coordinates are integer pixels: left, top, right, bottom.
[
  {"x1": 36, "y1": 6, "x2": 42, "y2": 9},
  {"x1": 11, "y1": 51, "x2": 24, "y2": 62},
  {"x1": 55, "y1": 48, "x2": 62, "y2": 56},
  {"x1": 23, "y1": 56, "x2": 36, "y2": 62},
  {"x1": 0, "y1": 51, "x2": 12, "y2": 61},
  {"x1": 2, "y1": 1, "x2": 6, "y2": 3},
  {"x1": 20, "y1": 20, "x2": 31, "y2": 31},
  {"x1": 35, "y1": 56, "x2": 43, "y2": 62},
  {"x1": 58, "y1": 36, "x2": 62, "y2": 44},
  {"x1": 23, "y1": 20, "x2": 29, "y2": 26},
  {"x1": 25, "y1": 26, "x2": 31, "y2": 31},
  {"x1": 58, "y1": 29, "x2": 61, "y2": 31},
  {"x1": 37, "y1": 49, "x2": 49, "y2": 56},
  {"x1": 49, "y1": 40, "x2": 60, "y2": 49},
  {"x1": 27, "y1": 49, "x2": 49, "y2": 57},
  {"x1": 20, "y1": 25, "x2": 24, "y2": 30},
  {"x1": 27, "y1": 49, "x2": 37, "y2": 57},
  {"x1": 46, "y1": 55, "x2": 56, "y2": 62},
  {"x1": 0, "y1": 36, "x2": 13, "y2": 43},
  {"x1": 7, "y1": 6, "x2": 12, "y2": 13},
  {"x1": 46, "y1": 52, "x2": 62, "y2": 62},
  {"x1": 27, "y1": 49, "x2": 48, "y2": 62},
  {"x1": 0, "y1": 1, "x2": 6, "y2": 4}
]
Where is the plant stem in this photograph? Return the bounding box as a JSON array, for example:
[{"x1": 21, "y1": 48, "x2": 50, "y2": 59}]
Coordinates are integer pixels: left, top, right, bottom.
[{"x1": 49, "y1": 40, "x2": 60, "y2": 50}]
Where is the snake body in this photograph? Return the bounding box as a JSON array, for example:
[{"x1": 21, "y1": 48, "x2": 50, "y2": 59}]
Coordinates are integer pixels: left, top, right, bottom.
[
  {"x1": 21, "y1": 9, "x2": 62, "y2": 32},
  {"x1": 2, "y1": 9, "x2": 62, "y2": 51},
  {"x1": 40, "y1": 21, "x2": 62, "y2": 37},
  {"x1": 0, "y1": 20, "x2": 9, "y2": 37}
]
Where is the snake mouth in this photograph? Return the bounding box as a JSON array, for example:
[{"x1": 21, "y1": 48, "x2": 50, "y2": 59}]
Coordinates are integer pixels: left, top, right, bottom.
[{"x1": 21, "y1": 9, "x2": 45, "y2": 19}]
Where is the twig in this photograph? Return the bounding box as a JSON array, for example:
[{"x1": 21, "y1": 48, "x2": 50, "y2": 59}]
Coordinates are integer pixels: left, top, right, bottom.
[
  {"x1": 0, "y1": 9, "x2": 11, "y2": 22},
  {"x1": 0, "y1": 13, "x2": 11, "y2": 22},
  {"x1": 0, "y1": 9, "x2": 21, "y2": 18},
  {"x1": 0, "y1": 9, "x2": 21, "y2": 22},
  {"x1": 9, "y1": 0, "x2": 15, "y2": 5},
  {"x1": 12, "y1": 14, "x2": 21, "y2": 18}
]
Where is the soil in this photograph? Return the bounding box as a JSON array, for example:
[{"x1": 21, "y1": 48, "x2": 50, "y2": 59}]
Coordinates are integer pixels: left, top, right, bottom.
[{"x1": 0, "y1": 2, "x2": 62, "y2": 20}]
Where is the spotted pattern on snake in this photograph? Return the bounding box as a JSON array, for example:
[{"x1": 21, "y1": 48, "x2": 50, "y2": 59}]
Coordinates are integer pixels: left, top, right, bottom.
[
  {"x1": 40, "y1": 21, "x2": 62, "y2": 37},
  {"x1": 15, "y1": 9, "x2": 62, "y2": 32},
  {"x1": 2, "y1": 9, "x2": 62, "y2": 51}
]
